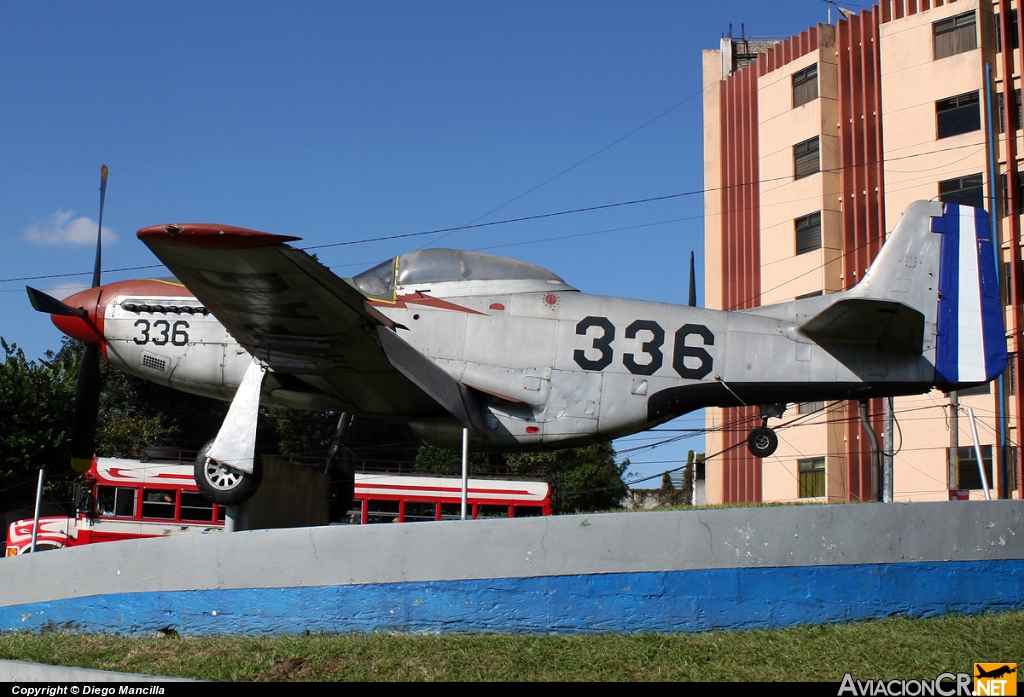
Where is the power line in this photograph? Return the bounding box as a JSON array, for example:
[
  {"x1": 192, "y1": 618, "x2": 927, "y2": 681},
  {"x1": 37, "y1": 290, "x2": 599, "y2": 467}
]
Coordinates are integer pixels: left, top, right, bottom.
[
  {"x1": 0, "y1": 136, "x2": 995, "y2": 286},
  {"x1": 421, "y1": 85, "x2": 710, "y2": 249}
]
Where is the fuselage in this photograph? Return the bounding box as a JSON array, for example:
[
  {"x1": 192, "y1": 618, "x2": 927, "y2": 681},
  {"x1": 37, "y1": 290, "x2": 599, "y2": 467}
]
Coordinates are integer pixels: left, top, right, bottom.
[{"x1": 54, "y1": 272, "x2": 938, "y2": 451}]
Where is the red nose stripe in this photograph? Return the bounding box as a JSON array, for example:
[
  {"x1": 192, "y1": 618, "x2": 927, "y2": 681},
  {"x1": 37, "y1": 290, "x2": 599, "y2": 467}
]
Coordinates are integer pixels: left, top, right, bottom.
[{"x1": 137, "y1": 224, "x2": 301, "y2": 249}]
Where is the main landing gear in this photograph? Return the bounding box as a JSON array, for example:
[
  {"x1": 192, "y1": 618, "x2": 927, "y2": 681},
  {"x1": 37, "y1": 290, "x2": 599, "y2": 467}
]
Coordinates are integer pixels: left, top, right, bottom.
[
  {"x1": 746, "y1": 403, "x2": 784, "y2": 458},
  {"x1": 195, "y1": 439, "x2": 263, "y2": 505}
]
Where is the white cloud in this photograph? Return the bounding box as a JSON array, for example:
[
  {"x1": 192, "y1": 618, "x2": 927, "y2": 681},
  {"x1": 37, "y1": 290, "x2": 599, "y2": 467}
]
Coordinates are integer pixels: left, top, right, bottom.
[
  {"x1": 24, "y1": 210, "x2": 117, "y2": 246},
  {"x1": 46, "y1": 282, "x2": 90, "y2": 299}
]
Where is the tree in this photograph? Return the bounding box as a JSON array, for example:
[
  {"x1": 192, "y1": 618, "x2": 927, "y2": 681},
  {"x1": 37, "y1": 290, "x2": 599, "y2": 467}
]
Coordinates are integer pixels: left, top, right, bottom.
[
  {"x1": 413, "y1": 440, "x2": 630, "y2": 514},
  {"x1": 507, "y1": 442, "x2": 628, "y2": 514},
  {"x1": 0, "y1": 339, "x2": 76, "y2": 511},
  {"x1": 413, "y1": 444, "x2": 502, "y2": 476}
]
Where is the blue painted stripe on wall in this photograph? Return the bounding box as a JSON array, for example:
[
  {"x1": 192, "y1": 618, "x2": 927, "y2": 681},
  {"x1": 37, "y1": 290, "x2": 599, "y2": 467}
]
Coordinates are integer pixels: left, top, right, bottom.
[{"x1": 3, "y1": 560, "x2": 1022, "y2": 636}]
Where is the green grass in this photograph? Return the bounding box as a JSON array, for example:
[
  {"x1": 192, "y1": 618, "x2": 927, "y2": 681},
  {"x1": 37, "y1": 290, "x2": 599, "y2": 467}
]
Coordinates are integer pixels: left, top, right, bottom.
[{"x1": 1, "y1": 612, "x2": 1021, "y2": 681}]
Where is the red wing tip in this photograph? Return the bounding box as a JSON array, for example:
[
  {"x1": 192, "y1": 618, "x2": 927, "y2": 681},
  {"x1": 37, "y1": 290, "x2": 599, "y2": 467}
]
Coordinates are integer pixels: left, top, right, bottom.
[{"x1": 137, "y1": 224, "x2": 301, "y2": 249}]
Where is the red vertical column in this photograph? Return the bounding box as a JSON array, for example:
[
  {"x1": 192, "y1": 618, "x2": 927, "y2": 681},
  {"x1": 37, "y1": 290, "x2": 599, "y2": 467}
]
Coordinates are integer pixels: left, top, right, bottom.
[
  {"x1": 719, "y1": 57, "x2": 763, "y2": 503},
  {"x1": 1001, "y1": 0, "x2": 1024, "y2": 497},
  {"x1": 839, "y1": 9, "x2": 887, "y2": 501}
]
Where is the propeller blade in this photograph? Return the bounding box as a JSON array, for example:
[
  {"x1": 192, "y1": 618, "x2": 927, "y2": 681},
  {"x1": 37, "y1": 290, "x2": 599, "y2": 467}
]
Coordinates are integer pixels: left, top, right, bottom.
[
  {"x1": 69, "y1": 166, "x2": 108, "y2": 472},
  {"x1": 25, "y1": 286, "x2": 87, "y2": 318},
  {"x1": 92, "y1": 165, "x2": 107, "y2": 289},
  {"x1": 688, "y1": 251, "x2": 697, "y2": 307},
  {"x1": 70, "y1": 344, "x2": 100, "y2": 473}
]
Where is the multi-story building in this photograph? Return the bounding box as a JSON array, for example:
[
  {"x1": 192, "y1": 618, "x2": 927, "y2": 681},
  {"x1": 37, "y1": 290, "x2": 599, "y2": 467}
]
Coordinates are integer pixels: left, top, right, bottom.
[{"x1": 702, "y1": 0, "x2": 1023, "y2": 503}]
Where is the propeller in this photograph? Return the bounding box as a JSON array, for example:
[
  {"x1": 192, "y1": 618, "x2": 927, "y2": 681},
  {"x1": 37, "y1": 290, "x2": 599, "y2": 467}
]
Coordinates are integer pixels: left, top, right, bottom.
[{"x1": 26, "y1": 166, "x2": 108, "y2": 472}]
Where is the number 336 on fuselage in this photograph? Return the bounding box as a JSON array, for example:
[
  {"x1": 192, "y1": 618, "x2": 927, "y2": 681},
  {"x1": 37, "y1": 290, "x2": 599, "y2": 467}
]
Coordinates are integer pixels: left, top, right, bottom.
[{"x1": 45, "y1": 200, "x2": 1006, "y2": 461}]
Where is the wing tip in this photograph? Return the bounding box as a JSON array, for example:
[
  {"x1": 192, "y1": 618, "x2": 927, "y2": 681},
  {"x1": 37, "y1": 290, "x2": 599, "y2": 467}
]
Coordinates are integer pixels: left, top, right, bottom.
[{"x1": 137, "y1": 223, "x2": 301, "y2": 249}]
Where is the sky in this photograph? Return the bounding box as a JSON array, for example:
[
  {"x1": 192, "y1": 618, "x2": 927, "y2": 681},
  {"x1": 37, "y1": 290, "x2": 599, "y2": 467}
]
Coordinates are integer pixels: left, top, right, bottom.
[{"x1": 0, "y1": 1, "x2": 843, "y2": 485}]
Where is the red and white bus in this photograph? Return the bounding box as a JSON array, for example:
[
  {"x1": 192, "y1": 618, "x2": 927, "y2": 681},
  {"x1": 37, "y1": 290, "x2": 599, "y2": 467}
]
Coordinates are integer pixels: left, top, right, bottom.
[
  {"x1": 6, "y1": 457, "x2": 225, "y2": 555},
  {"x1": 6, "y1": 458, "x2": 552, "y2": 555},
  {"x1": 351, "y1": 473, "x2": 552, "y2": 524}
]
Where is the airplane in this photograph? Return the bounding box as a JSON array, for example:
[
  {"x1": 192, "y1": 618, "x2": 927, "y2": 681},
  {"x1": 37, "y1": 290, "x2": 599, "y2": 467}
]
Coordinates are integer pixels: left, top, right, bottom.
[
  {"x1": 975, "y1": 665, "x2": 1017, "y2": 680},
  {"x1": 28, "y1": 169, "x2": 1007, "y2": 506}
]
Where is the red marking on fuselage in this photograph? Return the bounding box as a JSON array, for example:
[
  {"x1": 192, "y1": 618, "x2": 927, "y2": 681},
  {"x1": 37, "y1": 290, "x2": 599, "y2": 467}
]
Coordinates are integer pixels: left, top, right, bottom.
[
  {"x1": 369, "y1": 292, "x2": 485, "y2": 315},
  {"x1": 137, "y1": 223, "x2": 301, "y2": 249}
]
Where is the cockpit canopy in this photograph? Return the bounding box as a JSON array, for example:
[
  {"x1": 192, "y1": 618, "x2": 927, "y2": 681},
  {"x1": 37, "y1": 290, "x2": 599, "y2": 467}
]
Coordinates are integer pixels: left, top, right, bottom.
[{"x1": 352, "y1": 249, "x2": 570, "y2": 299}]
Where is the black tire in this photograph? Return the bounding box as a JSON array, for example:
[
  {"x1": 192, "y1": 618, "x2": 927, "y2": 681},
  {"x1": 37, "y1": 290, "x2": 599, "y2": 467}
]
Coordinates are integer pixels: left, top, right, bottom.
[
  {"x1": 194, "y1": 440, "x2": 263, "y2": 506},
  {"x1": 747, "y1": 426, "x2": 779, "y2": 458}
]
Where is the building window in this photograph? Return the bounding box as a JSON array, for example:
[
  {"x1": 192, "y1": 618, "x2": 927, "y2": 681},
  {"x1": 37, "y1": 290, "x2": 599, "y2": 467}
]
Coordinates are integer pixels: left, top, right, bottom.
[
  {"x1": 799, "y1": 458, "x2": 826, "y2": 498},
  {"x1": 794, "y1": 137, "x2": 820, "y2": 180},
  {"x1": 936, "y1": 91, "x2": 980, "y2": 139},
  {"x1": 798, "y1": 401, "x2": 825, "y2": 414},
  {"x1": 939, "y1": 173, "x2": 985, "y2": 210},
  {"x1": 795, "y1": 211, "x2": 822, "y2": 254},
  {"x1": 995, "y1": 10, "x2": 1020, "y2": 53},
  {"x1": 793, "y1": 64, "x2": 818, "y2": 108},
  {"x1": 1005, "y1": 261, "x2": 1013, "y2": 305},
  {"x1": 950, "y1": 445, "x2": 992, "y2": 490},
  {"x1": 959, "y1": 382, "x2": 991, "y2": 396},
  {"x1": 934, "y1": 11, "x2": 978, "y2": 60},
  {"x1": 997, "y1": 90, "x2": 1022, "y2": 134},
  {"x1": 999, "y1": 170, "x2": 1024, "y2": 217},
  {"x1": 1004, "y1": 258, "x2": 1024, "y2": 308}
]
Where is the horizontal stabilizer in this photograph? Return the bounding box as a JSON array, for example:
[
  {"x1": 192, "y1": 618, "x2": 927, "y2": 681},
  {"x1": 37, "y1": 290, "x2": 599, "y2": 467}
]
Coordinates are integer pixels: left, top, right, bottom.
[{"x1": 801, "y1": 298, "x2": 925, "y2": 353}]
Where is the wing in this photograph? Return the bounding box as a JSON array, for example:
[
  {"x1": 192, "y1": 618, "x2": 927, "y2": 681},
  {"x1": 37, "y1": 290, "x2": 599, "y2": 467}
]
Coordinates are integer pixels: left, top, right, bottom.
[{"x1": 138, "y1": 223, "x2": 484, "y2": 427}]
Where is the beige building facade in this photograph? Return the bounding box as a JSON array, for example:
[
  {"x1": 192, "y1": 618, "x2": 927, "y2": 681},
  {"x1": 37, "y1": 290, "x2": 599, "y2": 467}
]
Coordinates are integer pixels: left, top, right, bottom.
[{"x1": 703, "y1": 0, "x2": 1023, "y2": 504}]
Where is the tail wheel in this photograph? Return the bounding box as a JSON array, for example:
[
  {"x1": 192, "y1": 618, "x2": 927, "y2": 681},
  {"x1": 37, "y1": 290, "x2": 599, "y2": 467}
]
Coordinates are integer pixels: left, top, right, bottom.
[
  {"x1": 194, "y1": 440, "x2": 262, "y2": 505},
  {"x1": 747, "y1": 426, "x2": 779, "y2": 459}
]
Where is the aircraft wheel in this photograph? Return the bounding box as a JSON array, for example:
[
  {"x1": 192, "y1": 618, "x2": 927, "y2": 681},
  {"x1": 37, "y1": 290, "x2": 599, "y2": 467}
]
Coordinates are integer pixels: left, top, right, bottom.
[
  {"x1": 747, "y1": 426, "x2": 778, "y2": 458},
  {"x1": 194, "y1": 440, "x2": 262, "y2": 505}
]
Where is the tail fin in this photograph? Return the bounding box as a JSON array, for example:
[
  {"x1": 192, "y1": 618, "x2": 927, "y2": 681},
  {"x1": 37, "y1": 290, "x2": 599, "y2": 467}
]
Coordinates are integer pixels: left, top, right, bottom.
[
  {"x1": 806, "y1": 200, "x2": 1005, "y2": 388},
  {"x1": 931, "y1": 203, "x2": 1006, "y2": 387}
]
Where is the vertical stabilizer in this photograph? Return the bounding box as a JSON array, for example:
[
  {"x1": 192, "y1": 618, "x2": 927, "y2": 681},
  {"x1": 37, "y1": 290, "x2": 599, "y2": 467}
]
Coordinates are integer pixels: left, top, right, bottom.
[{"x1": 932, "y1": 204, "x2": 1006, "y2": 386}]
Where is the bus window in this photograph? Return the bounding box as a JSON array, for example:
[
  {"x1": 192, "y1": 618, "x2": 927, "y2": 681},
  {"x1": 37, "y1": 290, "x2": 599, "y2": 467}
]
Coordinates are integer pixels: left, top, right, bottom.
[
  {"x1": 440, "y1": 503, "x2": 464, "y2": 520},
  {"x1": 97, "y1": 486, "x2": 137, "y2": 518},
  {"x1": 142, "y1": 489, "x2": 176, "y2": 519},
  {"x1": 513, "y1": 506, "x2": 544, "y2": 518},
  {"x1": 403, "y1": 501, "x2": 437, "y2": 522},
  {"x1": 180, "y1": 492, "x2": 214, "y2": 522},
  {"x1": 477, "y1": 504, "x2": 509, "y2": 519},
  {"x1": 366, "y1": 500, "x2": 399, "y2": 524}
]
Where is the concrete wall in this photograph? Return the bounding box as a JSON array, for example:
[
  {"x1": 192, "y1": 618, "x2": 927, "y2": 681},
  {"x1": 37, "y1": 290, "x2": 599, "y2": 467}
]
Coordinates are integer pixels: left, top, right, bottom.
[{"x1": 0, "y1": 501, "x2": 1021, "y2": 635}]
